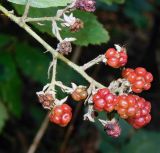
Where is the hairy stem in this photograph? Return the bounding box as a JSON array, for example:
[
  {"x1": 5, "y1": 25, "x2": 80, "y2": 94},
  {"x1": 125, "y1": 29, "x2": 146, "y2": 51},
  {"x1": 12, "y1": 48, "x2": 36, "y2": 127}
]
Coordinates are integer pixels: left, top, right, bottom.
[
  {"x1": 0, "y1": 4, "x2": 105, "y2": 89},
  {"x1": 47, "y1": 57, "x2": 57, "y2": 95},
  {"x1": 82, "y1": 55, "x2": 105, "y2": 70},
  {"x1": 55, "y1": 81, "x2": 72, "y2": 92},
  {"x1": 25, "y1": 17, "x2": 54, "y2": 22},
  {"x1": 22, "y1": 1, "x2": 30, "y2": 20}
]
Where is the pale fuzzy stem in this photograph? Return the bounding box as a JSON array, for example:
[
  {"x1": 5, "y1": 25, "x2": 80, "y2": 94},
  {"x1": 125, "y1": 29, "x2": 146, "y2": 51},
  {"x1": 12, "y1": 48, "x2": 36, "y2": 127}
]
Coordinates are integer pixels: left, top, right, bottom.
[
  {"x1": 22, "y1": 1, "x2": 30, "y2": 19},
  {"x1": 25, "y1": 17, "x2": 54, "y2": 22},
  {"x1": 55, "y1": 81, "x2": 72, "y2": 92},
  {"x1": 46, "y1": 57, "x2": 57, "y2": 95},
  {"x1": 82, "y1": 55, "x2": 104, "y2": 70}
]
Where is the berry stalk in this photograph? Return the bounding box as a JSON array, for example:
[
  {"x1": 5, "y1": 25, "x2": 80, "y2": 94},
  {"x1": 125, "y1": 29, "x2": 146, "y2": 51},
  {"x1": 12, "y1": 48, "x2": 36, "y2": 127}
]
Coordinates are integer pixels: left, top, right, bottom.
[{"x1": 81, "y1": 55, "x2": 105, "y2": 70}]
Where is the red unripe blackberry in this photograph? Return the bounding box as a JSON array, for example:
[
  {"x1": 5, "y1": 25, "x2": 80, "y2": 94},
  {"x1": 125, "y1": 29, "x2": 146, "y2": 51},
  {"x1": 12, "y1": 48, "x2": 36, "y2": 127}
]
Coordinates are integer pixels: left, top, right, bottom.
[
  {"x1": 98, "y1": 88, "x2": 110, "y2": 97},
  {"x1": 143, "y1": 83, "x2": 151, "y2": 90},
  {"x1": 94, "y1": 98, "x2": 106, "y2": 109},
  {"x1": 127, "y1": 96, "x2": 151, "y2": 129},
  {"x1": 54, "y1": 106, "x2": 63, "y2": 116},
  {"x1": 61, "y1": 112, "x2": 72, "y2": 126},
  {"x1": 144, "y1": 72, "x2": 153, "y2": 83},
  {"x1": 105, "y1": 48, "x2": 117, "y2": 58},
  {"x1": 122, "y1": 68, "x2": 134, "y2": 78},
  {"x1": 50, "y1": 114, "x2": 61, "y2": 124},
  {"x1": 115, "y1": 95, "x2": 138, "y2": 119},
  {"x1": 92, "y1": 88, "x2": 117, "y2": 112},
  {"x1": 61, "y1": 104, "x2": 72, "y2": 112},
  {"x1": 122, "y1": 67, "x2": 153, "y2": 93},
  {"x1": 135, "y1": 67, "x2": 147, "y2": 76},
  {"x1": 105, "y1": 47, "x2": 128, "y2": 68},
  {"x1": 49, "y1": 104, "x2": 72, "y2": 127},
  {"x1": 94, "y1": 104, "x2": 103, "y2": 112},
  {"x1": 127, "y1": 72, "x2": 137, "y2": 83},
  {"x1": 107, "y1": 58, "x2": 119, "y2": 68},
  {"x1": 133, "y1": 79, "x2": 145, "y2": 89}
]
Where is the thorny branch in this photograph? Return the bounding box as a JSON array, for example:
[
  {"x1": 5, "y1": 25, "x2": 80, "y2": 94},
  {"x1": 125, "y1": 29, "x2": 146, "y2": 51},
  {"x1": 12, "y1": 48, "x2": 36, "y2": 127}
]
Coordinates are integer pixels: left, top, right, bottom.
[
  {"x1": 82, "y1": 55, "x2": 106, "y2": 70},
  {"x1": 0, "y1": 2, "x2": 117, "y2": 153},
  {"x1": 0, "y1": 4, "x2": 105, "y2": 89}
]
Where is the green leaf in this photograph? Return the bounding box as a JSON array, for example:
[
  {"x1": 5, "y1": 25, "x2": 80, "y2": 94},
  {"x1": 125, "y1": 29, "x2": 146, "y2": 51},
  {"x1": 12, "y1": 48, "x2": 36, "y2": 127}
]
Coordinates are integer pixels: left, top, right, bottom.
[
  {"x1": 8, "y1": 0, "x2": 72, "y2": 8},
  {"x1": 15, "y1": 43, "x2": 50, "y2": 84},
  {"x1": 61, "y1": 11, "x2": 110, "y2": 46},
  {"x1": 121, "y1": 130, "x2": 160, "y2": 153},
  {"x1": 0, "y1": 53, "x2": 22, "y2": 117},
  {"x1": 15, "y1": 42, "x2": 88, "y2": 98},
  {"x1": 12, "y1": 5, "x2": 110, "y2": 46},
  {"x1": 0, "y1": 102, "x2": 9, "y2": 133}
]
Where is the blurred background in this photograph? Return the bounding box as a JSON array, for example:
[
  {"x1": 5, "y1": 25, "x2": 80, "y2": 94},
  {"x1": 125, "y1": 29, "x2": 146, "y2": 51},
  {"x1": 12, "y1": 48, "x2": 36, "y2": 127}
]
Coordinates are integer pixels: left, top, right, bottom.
[{"x1": 0, "y1": 0, "x2": 160, "y2": 153}]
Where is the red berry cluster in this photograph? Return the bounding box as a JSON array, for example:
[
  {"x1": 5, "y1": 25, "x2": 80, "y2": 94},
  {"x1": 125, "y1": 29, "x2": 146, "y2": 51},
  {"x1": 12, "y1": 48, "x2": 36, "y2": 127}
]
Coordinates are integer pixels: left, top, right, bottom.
[
  {"x1": 92, "y1": 87, "x2": 152, "y2": 129},
  {"x1": 115, "y1": 95, "x2": 139, "y2": 119},
  {"x1": 122, "y1": 67, "x2": 153, "y2": 93},
  {"x1": 92, "y1": 88, "x2": 117, "y2": 112},
  {"x1": 105, "y1": 47, "x2": 128, "y2": 68},
  {"x1": 49, "y1": 104, "x2": 72, "y2": 127},
  {"x1": 127, "y1": 96, "x2": 151, "y2": 129}
]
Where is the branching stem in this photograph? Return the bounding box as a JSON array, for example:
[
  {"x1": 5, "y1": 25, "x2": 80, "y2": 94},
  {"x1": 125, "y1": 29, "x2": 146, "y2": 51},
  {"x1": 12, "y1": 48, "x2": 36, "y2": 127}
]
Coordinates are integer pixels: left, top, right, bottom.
[
  {"x1": 22, "y1": 1, "x2": 30, "y2": 20},
  {"x1": 0, "y1": 4, "x2": 105, "y2": 89},
  {"x1": 55, "y1": 81, "x2": 72, "y2": 92},
  {"x1": 82, "y1": 55, "x2": 105, "y2": 70}
]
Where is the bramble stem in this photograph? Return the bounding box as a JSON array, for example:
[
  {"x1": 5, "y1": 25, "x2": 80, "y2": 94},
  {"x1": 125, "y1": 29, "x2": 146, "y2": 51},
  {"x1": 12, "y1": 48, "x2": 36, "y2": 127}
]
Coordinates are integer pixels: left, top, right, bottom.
[
  {"x1": 0, "y1": 4, "x2": 105, "y2": 89},
  {"x1": 82, "y1": 55, "x2": 105, "y2": 70},
  {"x1": 47, "y1": 57, "x2": 57, "y2": 95},
  {"x1": 25, "y1": 17, "x2": 54, "y2": 22},
  {"x1": 55, "y1": 81, "x2": 72, "y2": 92},
  {"x1": 22, "y1": 1, "x2": 30, "y2": 19}
]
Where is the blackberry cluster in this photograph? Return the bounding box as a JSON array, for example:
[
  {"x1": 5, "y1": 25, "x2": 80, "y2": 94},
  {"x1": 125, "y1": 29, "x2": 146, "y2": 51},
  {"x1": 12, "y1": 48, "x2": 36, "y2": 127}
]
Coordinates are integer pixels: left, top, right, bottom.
[
  {"x1": 127, "y1": 96, "x2": 151, "y2": 129},
  {"x1": 122, "y1": 67, "x2": 153, "y2": 93},
  {"x1": 115, "y1": 94, "x2": 139, "y2": 119},
  {"x1": 49, "y1": 104, "x2": 72, "y2": 127},
  {"x1": 105, "y1": 47, "x2": 128, "y2": 68},
  {"x1": 92, "y1": 88, "x2": 152, "y2": 129},
  {"x1": 92, "y1": 88, "x2": 117, "y2": 112}
]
